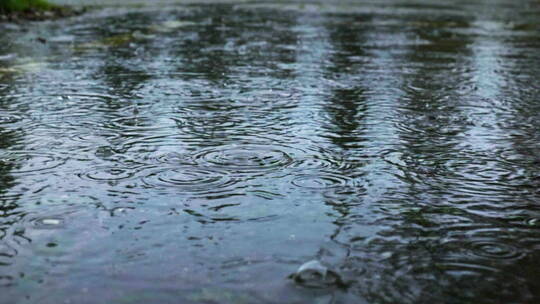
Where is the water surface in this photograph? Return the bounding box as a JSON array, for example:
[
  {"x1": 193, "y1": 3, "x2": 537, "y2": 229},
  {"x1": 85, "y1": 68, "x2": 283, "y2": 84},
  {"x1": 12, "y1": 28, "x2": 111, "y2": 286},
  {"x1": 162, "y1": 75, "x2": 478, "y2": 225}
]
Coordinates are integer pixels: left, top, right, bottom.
[{"x1": 1, "y1": 1, "x2": 540, "y2": 303}]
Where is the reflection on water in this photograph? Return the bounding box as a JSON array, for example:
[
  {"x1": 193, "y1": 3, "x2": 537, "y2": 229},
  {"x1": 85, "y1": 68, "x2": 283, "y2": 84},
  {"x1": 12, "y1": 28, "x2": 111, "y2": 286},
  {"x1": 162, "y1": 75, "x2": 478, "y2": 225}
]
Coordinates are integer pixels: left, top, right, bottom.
[{"x1": 1, "y1": 1, "x2": 540, "y2": 303}]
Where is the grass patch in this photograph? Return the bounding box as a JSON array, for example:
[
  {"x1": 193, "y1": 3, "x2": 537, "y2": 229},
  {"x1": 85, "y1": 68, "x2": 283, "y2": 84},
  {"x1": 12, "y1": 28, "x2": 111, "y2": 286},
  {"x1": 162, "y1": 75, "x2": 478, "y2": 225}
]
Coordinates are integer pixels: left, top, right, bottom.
[
  {"x1": 0, "y1": 0, "x2": 84, "y2": 21},
  {"x1": 0, "y1": 0, "x2": 58, "y2": 14}
]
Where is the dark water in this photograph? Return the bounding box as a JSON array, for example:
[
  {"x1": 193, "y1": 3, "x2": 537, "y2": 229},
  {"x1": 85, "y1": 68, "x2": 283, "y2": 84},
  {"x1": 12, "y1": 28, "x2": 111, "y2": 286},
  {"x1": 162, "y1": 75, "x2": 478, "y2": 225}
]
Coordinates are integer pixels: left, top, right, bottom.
[{"x1": 1, "y1": 1, "x2": 540, "y2": 303}]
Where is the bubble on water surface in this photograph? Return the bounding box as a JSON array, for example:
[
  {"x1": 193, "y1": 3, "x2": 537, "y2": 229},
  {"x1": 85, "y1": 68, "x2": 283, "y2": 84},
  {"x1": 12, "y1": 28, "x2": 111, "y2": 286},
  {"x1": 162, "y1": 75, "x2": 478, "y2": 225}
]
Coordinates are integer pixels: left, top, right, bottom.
[
  {"x1": 289, "y1": 260, "x2": 348, "y2": 289},
  {"x1": 34, "y1": 218, "x2": 64, "y2": 229},
  {"x1": 110, "y1": 207, "x2": 135, "y2": 216},
  {"x1": 149, "y1": 20, "x2": 197, "y2": 33}
]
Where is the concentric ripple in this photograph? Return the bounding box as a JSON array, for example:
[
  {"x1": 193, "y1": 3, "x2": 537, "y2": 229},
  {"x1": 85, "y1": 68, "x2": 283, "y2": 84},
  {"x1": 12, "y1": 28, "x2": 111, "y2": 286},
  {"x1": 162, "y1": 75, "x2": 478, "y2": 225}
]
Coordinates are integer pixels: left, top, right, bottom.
[
  {"x1": 109, "y1": 116, "x2": 171, "y2": 132},
  {"x1": 141, "y1": 167, "x2": 237, "y2": 194},
  {"x1": 192, "y1": 144, "x2": 294, "y2": 174},
  {"x1": 0, "y1": 151, "x2": 65, "y2": 174},
  {"x1": 469, "y1": 241, "x2": 523, "y2": 260},
  {"x1": 291, "y1": 172, "x2": 351, "y2": 189},
  {"x1": 154, "y1": 152, "x2": 192, "y2": 165},
  {"x1": 1, "y1": 3, "x2": 540, "y2": 304},
  {"x1": 78, "y1": 166, "x2": 143, "y2": 182},
  {"x1": 171, "y1": 115, "x2": 237, "y2": 130},
  {"x1": 434, "y1": 261, "x2": 500, "y2": 277},
  {"x1": 288, "y1": 145, "x2": 356, "y2": 171}
]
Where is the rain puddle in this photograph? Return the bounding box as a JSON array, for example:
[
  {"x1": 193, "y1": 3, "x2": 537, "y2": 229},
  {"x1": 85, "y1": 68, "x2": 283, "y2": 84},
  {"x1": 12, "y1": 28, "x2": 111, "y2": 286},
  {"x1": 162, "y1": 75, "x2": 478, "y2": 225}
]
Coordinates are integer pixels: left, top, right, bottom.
[{"x1": 1, "y1": 0, "x2": 540, "y2": 303}]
